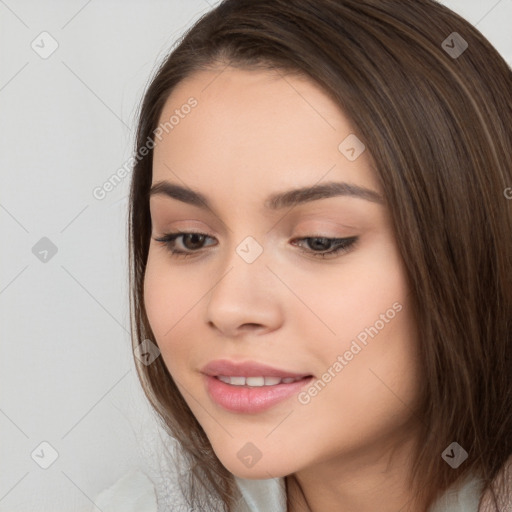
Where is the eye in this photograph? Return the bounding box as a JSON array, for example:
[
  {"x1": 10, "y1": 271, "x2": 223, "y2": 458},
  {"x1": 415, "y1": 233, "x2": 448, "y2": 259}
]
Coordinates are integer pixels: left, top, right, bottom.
[
  {"x1": 153, "y1": 232, "x2": 358, "y2": 260},
  {"x1": 291, "y1": 236, "x2": 358, "y2": 259},
  {"x1": 153, "y1": 231, "x2": 216, "y2": 258}
]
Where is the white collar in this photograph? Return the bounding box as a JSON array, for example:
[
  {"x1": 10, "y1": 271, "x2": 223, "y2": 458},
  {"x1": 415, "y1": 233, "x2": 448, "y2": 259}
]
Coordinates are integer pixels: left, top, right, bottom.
[
  {"x1": 234, "y1": 473, "x2": 484, "y2": 512},
  {"x1": 234, "y1": 476, "x2": 287, "y2": 511}
]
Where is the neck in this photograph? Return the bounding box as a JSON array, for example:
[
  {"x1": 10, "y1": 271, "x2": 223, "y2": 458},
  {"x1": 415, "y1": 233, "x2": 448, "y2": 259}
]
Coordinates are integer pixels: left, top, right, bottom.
[{"x1": 286, "y1": 422, "x2": 426, "y2": 512}]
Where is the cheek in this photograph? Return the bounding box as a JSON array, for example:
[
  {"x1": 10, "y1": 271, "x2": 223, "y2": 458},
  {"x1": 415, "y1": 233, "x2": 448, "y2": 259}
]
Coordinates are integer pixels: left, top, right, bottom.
[
  {"x1": 289, "y1": 299, "x2": 420, "y2": 471},
  {"x1": 290, "y1": 237, "x2": 409, "y2": 346},
  {"x1": 340, "y1": 301, "x2": 420, "y2": 404},
  {"x1": 143, "y1": 251, "x2": 195, "y2": 363},
  {"x1": 301, "y1": 241, "x2": 420, "y2": 427},
  {"x1": 143, "y1": 253, "x2": 170, "y2": 339}
]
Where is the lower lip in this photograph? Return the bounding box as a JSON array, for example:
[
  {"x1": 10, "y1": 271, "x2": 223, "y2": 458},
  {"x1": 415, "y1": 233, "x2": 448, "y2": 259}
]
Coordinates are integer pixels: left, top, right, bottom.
[{"x1": 204, "y1": 375, "x2": 313, "y2": 414}]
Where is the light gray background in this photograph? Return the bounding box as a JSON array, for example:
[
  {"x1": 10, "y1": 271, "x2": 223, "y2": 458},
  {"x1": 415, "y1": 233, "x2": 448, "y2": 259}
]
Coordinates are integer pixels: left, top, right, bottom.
[{"x1": 0, "y1": 1, "x2": 510, "y2": 510}]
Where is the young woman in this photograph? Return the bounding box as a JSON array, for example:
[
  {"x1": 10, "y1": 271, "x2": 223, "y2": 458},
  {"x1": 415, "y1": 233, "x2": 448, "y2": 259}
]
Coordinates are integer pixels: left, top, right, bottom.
[{"x1": 95, "y1": 0, "x2": 512, "y2": 510}]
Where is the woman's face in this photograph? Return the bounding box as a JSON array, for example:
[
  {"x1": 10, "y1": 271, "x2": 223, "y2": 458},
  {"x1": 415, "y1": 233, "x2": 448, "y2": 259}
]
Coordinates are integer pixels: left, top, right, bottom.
[{"x1": 144, "y1": 66, "x2": 422, "y2": 479}]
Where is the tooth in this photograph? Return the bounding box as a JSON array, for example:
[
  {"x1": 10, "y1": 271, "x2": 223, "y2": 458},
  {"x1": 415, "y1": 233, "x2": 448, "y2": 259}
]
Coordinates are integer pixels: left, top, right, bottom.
[
  {"x1": 246, "y1": 377, "x2": 265, "y2": 387},
  {"x1": 217, "y1": 375, "x2": 302, "y2": 387},
  {"x1": 230, "y1": 376, "x2": 246, "y2": 386}
]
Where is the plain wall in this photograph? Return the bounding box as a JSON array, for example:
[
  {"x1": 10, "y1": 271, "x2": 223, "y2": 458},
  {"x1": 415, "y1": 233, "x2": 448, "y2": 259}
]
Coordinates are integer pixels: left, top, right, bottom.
[{"x1": 0, "y1": 1, "x2": 510, "y2": 510}]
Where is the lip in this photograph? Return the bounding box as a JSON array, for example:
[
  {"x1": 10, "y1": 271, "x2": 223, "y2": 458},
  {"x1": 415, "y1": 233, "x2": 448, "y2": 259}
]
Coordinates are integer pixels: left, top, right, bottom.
[
  {"x1": 201, "y1": 359, "x2": 311, "y2": 379},
  {"x1": 201, "y1": 359, "x2": 313, "y2": 414}
]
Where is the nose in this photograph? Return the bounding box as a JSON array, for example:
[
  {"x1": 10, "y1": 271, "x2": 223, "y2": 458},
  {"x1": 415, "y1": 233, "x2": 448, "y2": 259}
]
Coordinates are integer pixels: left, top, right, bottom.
[{"x1": 204, "y1": 241, "x2": 284, "y2": 338}]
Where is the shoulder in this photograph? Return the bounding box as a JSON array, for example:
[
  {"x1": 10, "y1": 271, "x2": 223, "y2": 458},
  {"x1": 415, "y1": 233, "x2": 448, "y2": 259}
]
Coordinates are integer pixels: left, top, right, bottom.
[{"x1": 92, "y1": 469, "x2": 157, "y2": 512}]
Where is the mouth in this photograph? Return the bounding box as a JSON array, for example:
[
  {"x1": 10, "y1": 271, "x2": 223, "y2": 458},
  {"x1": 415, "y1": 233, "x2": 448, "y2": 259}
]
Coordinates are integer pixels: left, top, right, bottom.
[
  {"x1": 201, "y1": 360, "x2": 314, "y2": 413},
  {"x1": 203, "y1": 362, "x2": 313, "y2": 415}
]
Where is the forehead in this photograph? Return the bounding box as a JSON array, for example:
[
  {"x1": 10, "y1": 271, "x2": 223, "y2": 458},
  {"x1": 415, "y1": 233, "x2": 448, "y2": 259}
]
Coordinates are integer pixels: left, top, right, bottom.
[{"x1": 152, "y1": 67, "x2": 380, "y2": 201}]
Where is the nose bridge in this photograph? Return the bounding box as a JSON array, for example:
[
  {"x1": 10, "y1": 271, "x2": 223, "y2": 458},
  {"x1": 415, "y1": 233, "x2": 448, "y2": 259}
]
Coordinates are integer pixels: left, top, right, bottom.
[
  {"x1": 234, "y1": 234, "x2": 266, "y2": 266},
  {"x1": 214, "y1": 233, "x2": 270, "y2": 299},
  {"x1": 212, "y1": 200, "x2": 273, "y2": 285},
  {"x1": 205, "y1": 231, "x2": 282, "y2": 334}
]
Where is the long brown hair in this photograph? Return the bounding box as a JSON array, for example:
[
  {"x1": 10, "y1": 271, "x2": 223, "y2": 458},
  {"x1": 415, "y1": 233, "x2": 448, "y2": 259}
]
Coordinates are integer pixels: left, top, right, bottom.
[{"x1": 128, "y1": 1, "x2": 512, "y2": 510}]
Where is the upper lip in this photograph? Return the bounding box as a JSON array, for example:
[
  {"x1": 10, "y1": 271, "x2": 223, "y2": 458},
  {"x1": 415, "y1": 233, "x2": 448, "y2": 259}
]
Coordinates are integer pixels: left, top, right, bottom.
[{"x1": 201, "y1": 359, "x2": 311, "y2": 378}]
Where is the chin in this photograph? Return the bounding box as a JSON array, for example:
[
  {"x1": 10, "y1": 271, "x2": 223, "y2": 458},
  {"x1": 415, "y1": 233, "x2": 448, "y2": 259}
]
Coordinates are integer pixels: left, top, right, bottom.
[{"x1": 217, "y1": 452, "x2": 297, "y2": 480}]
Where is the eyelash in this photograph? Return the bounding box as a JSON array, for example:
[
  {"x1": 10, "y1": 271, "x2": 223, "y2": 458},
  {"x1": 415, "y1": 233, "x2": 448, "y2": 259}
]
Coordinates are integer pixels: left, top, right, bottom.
[{"x1": 153, "y1": 231, "x2": 358, "y2": 260}]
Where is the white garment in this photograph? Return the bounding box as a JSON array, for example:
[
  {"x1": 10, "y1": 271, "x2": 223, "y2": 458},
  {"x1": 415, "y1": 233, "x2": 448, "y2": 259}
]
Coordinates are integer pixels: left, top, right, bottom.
[
  {"x1": 93, "y1": 466, "x2": 484, "y2": 512},
  {"x1": 93, "y1": 469, "x2": 157, "y2": 512},
  {"x1": 235, "y1": 472, "x2": 485, "y2": 512}
]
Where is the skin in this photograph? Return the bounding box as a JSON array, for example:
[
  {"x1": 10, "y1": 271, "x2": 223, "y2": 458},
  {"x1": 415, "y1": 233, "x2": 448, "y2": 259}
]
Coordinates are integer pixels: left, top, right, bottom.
[{"x1": 144, "y1": 66, "x2": 425, "y2": 512}]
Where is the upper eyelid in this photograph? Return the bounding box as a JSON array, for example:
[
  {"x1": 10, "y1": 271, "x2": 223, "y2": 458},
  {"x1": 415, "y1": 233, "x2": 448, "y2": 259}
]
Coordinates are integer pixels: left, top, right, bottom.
[{"x1": 154, "y1": 230, "x2": 352, "y2": 240}]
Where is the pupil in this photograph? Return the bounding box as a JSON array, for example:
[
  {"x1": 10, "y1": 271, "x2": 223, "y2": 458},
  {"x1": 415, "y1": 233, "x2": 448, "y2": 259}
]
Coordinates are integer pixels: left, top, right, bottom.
[
  {"x1": 310, "y1": 237, "x2": 330, "y2": 251},
  {"x1": 185, "y1": 233, "x2": 204, "y2": 249}
]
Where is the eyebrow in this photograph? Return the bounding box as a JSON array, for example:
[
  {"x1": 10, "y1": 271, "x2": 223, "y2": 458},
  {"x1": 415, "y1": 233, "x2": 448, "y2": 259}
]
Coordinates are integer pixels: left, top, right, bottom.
[{"x1": 148, "y1": 180, "x2": 384, "y2": 210}]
